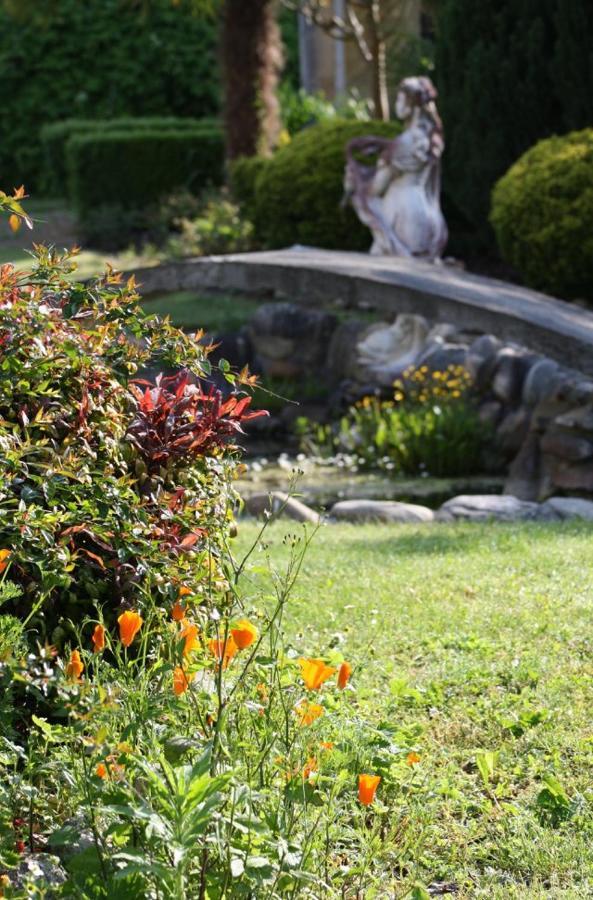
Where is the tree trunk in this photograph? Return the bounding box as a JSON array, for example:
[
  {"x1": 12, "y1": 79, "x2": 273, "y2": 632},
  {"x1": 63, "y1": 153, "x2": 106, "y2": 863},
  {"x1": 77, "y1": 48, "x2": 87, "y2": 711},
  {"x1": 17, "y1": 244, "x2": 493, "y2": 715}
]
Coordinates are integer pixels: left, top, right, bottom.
[
  {"x1": 368, "y1": 2, "x2": 389, "y2": 120},
  {"x1": 221, "y1": 0, "x2": 283, "y2": 160}
]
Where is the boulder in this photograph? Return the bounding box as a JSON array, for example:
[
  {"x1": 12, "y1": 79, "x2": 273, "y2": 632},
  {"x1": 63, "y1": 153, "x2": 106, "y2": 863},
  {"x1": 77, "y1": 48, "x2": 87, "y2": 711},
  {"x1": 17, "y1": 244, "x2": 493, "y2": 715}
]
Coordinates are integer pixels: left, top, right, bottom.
[
  {"x1": 436, "y1": 494, "x2": 553, "y2": 522},
  {"x1": 356, "y1": 314, "x2": 430, "y2": 385},
  {"x1": 541, "y1": 497, "x2": 593, "y2": 521},
  {"x1": 522, "y1": 358, "x2": 562, "y2": 407},
  {"x1": 327, "y1": 319, "x2": 369, "y2": 383},
  {"x1": 540, "y1": 430, "x2": 593, "y2": 462},
  {"x1": 495, "y1": 407, "x2": 531, "y2": 457},
  {"x1": 243, "y1": 491, "x2": 320, "y2": 525},
  {"x1": 329, "y1": 499, "x2": 434, "y2": 523},
  {"x1": 492, "y1": 348, "x2": 538, "y2": 406},
  {"x1": 415, "y1": 340, "x2": 467, "y2": 374},
  {"x1": 10, "y1": 853, "x2": 67, "y2": 892},
  {"x1": 505, "y1": 434, "x2": 542, "y2": 501},
  {"x1": 247, "y1": 302, "x2": 337, "y2": 378},
  {"x1": 466, "y1": 334, "x2": 502, "y2": 390}
]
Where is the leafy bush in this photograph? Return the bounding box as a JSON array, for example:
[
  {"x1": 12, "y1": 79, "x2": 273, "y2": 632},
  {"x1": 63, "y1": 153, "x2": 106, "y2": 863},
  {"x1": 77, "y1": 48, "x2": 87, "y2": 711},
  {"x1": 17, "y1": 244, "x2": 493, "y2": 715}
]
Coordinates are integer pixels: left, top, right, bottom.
[
  {"x1": 436, "y1": 0, "x2": 593, "y2": 245},
  {"x1": 0, "y1": 246, "x2": 265, "y2": 640},
  {"x1": 228, "y1": 155, "x2": 269, "y2": 223},
  {"x1": 0, "y1": 0, "x2": 220, "y2": 191},
  {"x1": 490, "y1": 129, "x2": 593, "y2": 300},
  {"x1": 41, "y1": 117, "x2": 219, "y2": 198},
  {"x1": 303, "y1": 365, "x2": 486, "y2": 477},
  {"x1": 245, "y1": 119, "x2": 398, "y2": 250},
  {"x1": 167, "y1": 189, "x2": 256, "y2": 259},
  {"x1": 278, "y1": 84, "x2": 371, "y2": 136}
]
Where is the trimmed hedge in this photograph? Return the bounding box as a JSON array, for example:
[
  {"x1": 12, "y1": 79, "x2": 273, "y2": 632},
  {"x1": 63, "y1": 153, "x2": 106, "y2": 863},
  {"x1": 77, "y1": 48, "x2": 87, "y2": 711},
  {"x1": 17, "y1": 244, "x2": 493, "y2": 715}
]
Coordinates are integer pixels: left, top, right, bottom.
[
  {"x1": 67, "y1": 126, "x2": 225, "y2": 220},
  {"x1": 490, "y1": 129, "x2": 593, "y2": 301},
  {"x1": 245, "y1": 119, "x2": 398, "y2": 250},
  {"x1": 41, "y1": 117, "x2": 219, "y2": 197},
  {"x1": 228, "y1": 156, "x2": 269, "y2": 223},
  {"x1": 0, "y1": 0, "x2": 220, "y2": 191}
]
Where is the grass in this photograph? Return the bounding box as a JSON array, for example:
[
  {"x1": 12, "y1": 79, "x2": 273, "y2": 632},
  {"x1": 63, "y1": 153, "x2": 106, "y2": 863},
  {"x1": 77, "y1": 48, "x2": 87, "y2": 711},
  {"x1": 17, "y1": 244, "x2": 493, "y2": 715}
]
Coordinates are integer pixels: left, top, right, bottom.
[
  {"x1": 235, "y1": 518, "x2": 593, "y2": 897},
  {"x1": 142, "y1": 290, "x2": 258, "y2": 333}
]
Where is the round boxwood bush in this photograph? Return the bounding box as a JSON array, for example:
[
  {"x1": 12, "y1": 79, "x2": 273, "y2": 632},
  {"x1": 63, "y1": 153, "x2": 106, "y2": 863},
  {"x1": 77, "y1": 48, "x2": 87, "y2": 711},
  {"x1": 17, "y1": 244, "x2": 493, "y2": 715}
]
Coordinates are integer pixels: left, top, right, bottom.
[
  {"x1": 490, "y1": 129, "x2": 593, "y2": 300},
  {"x1": 251, "y1": 119, "x2": 399, "y2": 250}
]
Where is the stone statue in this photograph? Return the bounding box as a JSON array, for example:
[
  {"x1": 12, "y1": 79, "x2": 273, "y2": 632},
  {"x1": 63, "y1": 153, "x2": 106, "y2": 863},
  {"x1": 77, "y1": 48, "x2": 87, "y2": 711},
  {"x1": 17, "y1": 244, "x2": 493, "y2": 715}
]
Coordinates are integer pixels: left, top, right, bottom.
[
  {"x1": 344, "y1": 76, "x2": 447, "y2": 261},
  {"x1": 357, "y1": 314, "x2": 430, "y2": 385}
]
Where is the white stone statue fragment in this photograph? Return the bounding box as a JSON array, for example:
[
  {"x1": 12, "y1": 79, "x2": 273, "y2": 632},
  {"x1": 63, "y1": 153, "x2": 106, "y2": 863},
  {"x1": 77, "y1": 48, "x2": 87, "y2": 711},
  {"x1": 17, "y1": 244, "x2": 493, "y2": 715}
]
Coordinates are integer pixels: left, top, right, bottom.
[
  {"x1": 344, "y1": 76, "x2": 448, "y2": 261},
  {"x1": 357, "y1": 313, "x2": 430, "y2": 385}
]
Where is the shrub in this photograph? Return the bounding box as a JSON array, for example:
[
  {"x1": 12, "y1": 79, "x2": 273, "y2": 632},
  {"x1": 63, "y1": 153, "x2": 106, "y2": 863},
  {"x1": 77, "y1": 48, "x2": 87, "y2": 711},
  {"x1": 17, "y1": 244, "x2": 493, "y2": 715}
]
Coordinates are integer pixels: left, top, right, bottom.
[
  {"x1": 490, "y1": 129, "x2": 593, "y2": 300},
  {"x1": 229, "y1": 155, "x2": 269, "y2": 223},
  {"x1": 303, "y1": 365, "x2": 487, "y2": 477},
  {"x1": 0, "y1": 245, "x2": 265, "y2": 641},
  {"x1": 0, "y1": 0, "x2": 220, "y2": 191},
  {"x1": 247, "y1": 119, "x2": 398, "y2": 250},
  {"x1": 41, "y1": 116, "x2": 219, "y2": 197},
  {"x1": 278, "y1": 84, "x2": 371, "y2": 136},
  {"x1": 167, "y1": 189, "x2": 256, "y2": 259},
  {"x1": 66, "y1": 126, "x2": 224, "y2": 246},
  {"x1": 436, "y1": 0, "x2": 593, "y2": 246}
]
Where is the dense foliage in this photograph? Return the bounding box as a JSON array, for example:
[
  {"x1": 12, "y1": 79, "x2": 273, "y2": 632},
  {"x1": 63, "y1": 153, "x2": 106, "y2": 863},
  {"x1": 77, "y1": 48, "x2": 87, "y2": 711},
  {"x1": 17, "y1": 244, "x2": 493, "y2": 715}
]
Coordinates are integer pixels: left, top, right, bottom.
[
  {"x1": 436, "y1": 0, "x2": 593, "y2": 246},
  {"x1": 0, "y1": 0, "x2": 219, "y2": 190},
  {"x1": 66, "y1": 124, "x2": 224, "y2": 247},
  {"x1": 490, "y1": 129, "x2": 593, "y2": 301},
  {"x1": 41, "y1": 117, "x2": 219, "y2": 198},
  {"x1": 0, "y1": 236, "x2": 396, "y2": 898},
  {"x1": 0, "y1": 247, "x2": 263, "y2": 640},
  {"x1": 238, "y1": 119, "x2": 397, "y2": 250},
  {"x1": 302, "y1": 365, "x2": 487, "y2": 477}
]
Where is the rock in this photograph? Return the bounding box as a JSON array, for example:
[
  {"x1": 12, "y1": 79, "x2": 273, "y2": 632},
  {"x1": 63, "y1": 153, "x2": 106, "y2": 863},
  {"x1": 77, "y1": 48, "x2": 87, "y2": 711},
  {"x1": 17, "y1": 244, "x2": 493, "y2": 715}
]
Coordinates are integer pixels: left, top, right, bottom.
[
  {"x1": 415, "y1": 340, "x2": 467, "y2": 374},
  {"x1": 553, "y1": 403, "x2": 593, "y2": 433},
  {"x1": 540, "y1": 430, "x2": 593, "y2": 462},
  {"x1": 495, "y1": 407, "x2": 530, "y2": 457},
  {"x1": 436, "y1": 494, "x2": 553, "y2": 522},
  {"x1": 492, "y1": 348, "x2": 538, "y2": 406},
  {"x1": 243, "y1": 491, "x2": 320, "y2": 524},
  {"x1": 247, "y1": 302, "x2": 337, "y2": 379},
  {"x1": 466, "y1": 334, "x2": 502, "y2": 389},
  {"x1": 549, "y1": 461, "x2": 593, "y2": 494},
  {"x1": 327, "y1": 319, "x2": 369, "y2": 383},
  {"x1": 329, "y1": 499, "x2": 434, "y2": 523},
  {"x1": 505, "y1": 434, "x2": 542, "y2": 501},
  {"x1": 541, "y1": 497, "x2": 593, "y2": 520},
  {"x1": 10, "y1": 853, "x2": 67, "y2": 892},
  {"x1": 522, "y1": 358, "x2": 562, "y2": 407},
  {"x1": 478, "y1": 400, "x2": 504, "y2": 428}
]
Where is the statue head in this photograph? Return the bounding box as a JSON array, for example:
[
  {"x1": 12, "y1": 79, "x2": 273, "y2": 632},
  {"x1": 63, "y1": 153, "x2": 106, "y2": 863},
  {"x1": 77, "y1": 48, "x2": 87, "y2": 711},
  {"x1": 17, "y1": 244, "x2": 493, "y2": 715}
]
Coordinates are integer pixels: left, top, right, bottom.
[{"x1": 395, "y1": 76, "x2": 438, "y2": 120}]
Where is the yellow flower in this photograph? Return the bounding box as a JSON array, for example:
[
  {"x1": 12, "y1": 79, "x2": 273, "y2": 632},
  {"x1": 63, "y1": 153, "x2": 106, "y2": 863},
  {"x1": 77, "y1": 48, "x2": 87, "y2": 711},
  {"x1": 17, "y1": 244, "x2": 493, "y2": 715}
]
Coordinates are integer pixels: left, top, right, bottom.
[
  {"x1": 298, "y1": 658, "x2": 336, "y2": 691},
  {"x1": 0, "y1": 549, "x2": 10, "y2": 573}
]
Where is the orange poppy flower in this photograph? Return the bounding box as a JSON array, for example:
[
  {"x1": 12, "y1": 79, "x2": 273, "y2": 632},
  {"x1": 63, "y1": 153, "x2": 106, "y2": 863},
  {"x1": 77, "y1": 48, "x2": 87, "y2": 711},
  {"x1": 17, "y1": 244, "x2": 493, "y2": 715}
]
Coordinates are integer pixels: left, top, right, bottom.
[
  {"x1": 231, "y1": 619, "x2": 258, "y2": 650},
  {"x1": 406, "y1": 752, "x2": 421, "y2": 767},
  {"x1": 208, "y1": 634, "x2": 238, "y2": 669},
  {"x1": 173, "y1": 666, "x2": 193, "y2": 696},
  {"x1": 337, "y1": 661, "x2": 352, "y2": 689},
  {"x1": 96, "y1": 763, "x2": 108, "y2": 779},
  {"x1": 298, "y1": 658, "x2": 336, "y2": 691},
  {"x1": 65, "y1": 649, "x2": 84, "y2": 680},
  {"x1": 91, "y1": 624, "x2": 105, "y2": 654},
  {"x1": 179, "y1": 585, "x2": 192, "y2": 597},
  {"x1": 0, "y1": 549, "x2": 10, "y2": 573},
  {"x1": 303, "y1": 757, "x2": 318, "y2": 780},
  {"x1": 171, "y1": 601, "x2": 186, "y2": 622},
  {"x1": 358, "y1": 774, "x2": 381, "y2": 806},
  {"x1": 117, "y1": 610, "x2": 143, "y2": 648},
  {"x1": 179, "y1": 621, "x2": 200, "y2": 656},
  {"x1": 319, "y1": 741, "x2": 334, "y2": 751},
  {"x1": 294, "y1": 701, "x2": 324, "y2": 727}
]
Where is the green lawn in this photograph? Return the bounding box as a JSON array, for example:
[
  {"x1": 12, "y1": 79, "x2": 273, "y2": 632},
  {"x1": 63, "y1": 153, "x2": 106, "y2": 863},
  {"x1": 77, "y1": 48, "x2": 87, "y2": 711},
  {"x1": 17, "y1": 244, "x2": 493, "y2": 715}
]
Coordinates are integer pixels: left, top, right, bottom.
[
  {"x1": 235, "y1": 519, "x2": 593, "y2": 898},
  {"x1": 142, "y1": 290, "x2": 258, "y2": 333}
]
